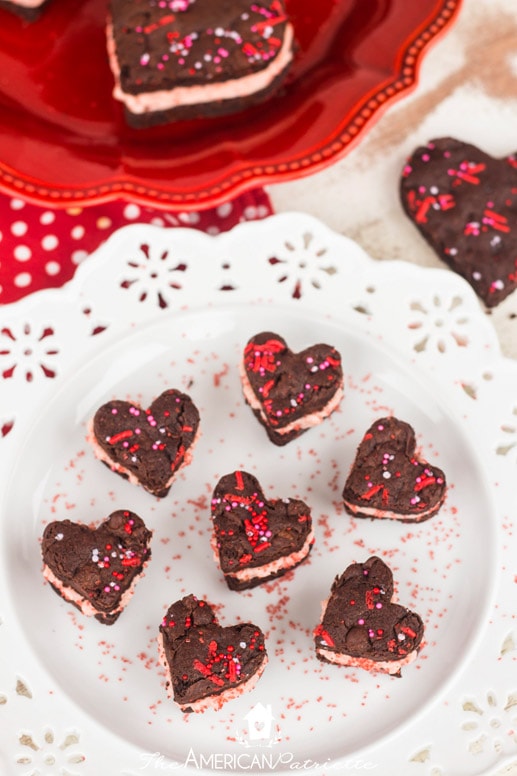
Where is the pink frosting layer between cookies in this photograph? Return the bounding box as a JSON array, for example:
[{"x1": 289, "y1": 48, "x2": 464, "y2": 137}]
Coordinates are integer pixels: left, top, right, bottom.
[
  {"x1": 86, "y1": 418, "x2": 200, "y2": 494},
  {"x1": 213, "y1": 528, "x2": 314, "y2": 583},
  {"x1": 106, "y1": 22, "x2": 294, "y2": 115},
  {"x1": 157, "y1": 634, "x2": 268, "y2": 712},
  {"x1": 315, "y1": 645, "x2": 418, "y2": 675},
  {"x1": 343, "y1": 498, "x2": 444, "y2": 522},
  {"x1": 240, "y1": 363, "x2": 344, "y2": 437},
  {"x1": 7, "y1": 0, "x2": 45, "y2": 6},
  {"x1": 42, "y1": 563, "x2": 146, "y2": 619}
]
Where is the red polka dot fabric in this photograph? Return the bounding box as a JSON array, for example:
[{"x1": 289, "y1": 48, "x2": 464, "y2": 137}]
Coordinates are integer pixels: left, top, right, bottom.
[{"x1": 0, "y1": 190, "x2": 274, "y2": 304}]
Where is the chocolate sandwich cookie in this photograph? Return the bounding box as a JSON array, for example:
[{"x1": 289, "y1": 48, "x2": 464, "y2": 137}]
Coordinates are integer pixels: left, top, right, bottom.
[
  {"x1": 211, "y1": 470, "x2": 314, "y2": 591},
  {"x1": 240, "y1": 331, "x2": 344, "y2": 446},
  {"x1": 315, "y1": 556, "x2": 424, "y2": 676},
  {"x1": 89, "y1": 388, "x2": 200, "y2": 498},
  {"x1": 0, "y1": 0, "x2": 50, "y2": 20},
  {"x1": 107, "y1": 0, "x2": 295, "y2": 128},
  {"x1": 158, "y1": 594, "x2": 267, "y2": 712},
  {"x1": 41, "y1": 510, "x2": 152, "y2": 624},
  {"x1": 400, "y1": 136, "x2": 517, "y2": 307},
  {"x1": 342, "y1": 416, "x2": 446, "y2": 523}
]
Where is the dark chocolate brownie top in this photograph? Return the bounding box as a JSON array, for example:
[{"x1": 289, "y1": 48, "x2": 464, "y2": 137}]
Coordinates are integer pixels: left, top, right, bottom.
[
  {"x1": 159, "y1": 594, "x2": 266, "y2": 706},
  {"x1": 109, "y1": 0, "x2": 292, "y2": 95},
  {"x1": 315, "y1": 556, "x2": 424, "y2": 663},
  {"x1": 211, "y1": 470, "x2": 312, "y2": 574},
  {"x1": 41, "y1": 510, "x2": 152, "y2": 614},
  {"x1": 92, "y1": 389, "x2": 200, "y2": 497},
  {"x1": 242, "y1": 331, "x2": 343, "y2": 433},
  {"x1": 342, "y1": 416, "x2": 446, "y2": 520},
  {"x1": 400, "y1": 136, "x2": 517, "y2": 307}
]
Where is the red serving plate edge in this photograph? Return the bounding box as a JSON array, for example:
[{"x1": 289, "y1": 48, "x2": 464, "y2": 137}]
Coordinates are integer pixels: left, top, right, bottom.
[{"x1": 0, "y1": 0, "x2": 462, "y2": 211}]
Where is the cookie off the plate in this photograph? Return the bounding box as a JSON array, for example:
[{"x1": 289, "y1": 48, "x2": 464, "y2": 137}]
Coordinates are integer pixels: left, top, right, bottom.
[
  {"x1": 41, "y1": 510, "x2": 152, "y2": 625},
  {"x1": 315, "y1": 556, "x2": 424, "y2": 676},
  {"x1": 210, "y1": 470, "x2": 314, "y2": 590},
  {"x1": 158, "y1": 594, "x2": 267, "y2": 712},
  {"x1": 400, "y1": 136, "x2": 517, "y2": 307},
  {"x1": 240, "y1": 331, "x2": 344, "y2": 446},
  {"x1": 342, "y1": 416, "x2": 447, "y2": 523},
  {"x1": 88, "y1": 388, "x2": 200, "y2": 498},
  {"x1": 106, "y1": 0, "x2": 295, "y2": 128}
]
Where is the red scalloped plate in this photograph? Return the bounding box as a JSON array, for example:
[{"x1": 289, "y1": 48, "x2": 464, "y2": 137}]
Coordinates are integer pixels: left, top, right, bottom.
[{"x1": 0, "y1": 0, "x2": 461, "y2": 209}]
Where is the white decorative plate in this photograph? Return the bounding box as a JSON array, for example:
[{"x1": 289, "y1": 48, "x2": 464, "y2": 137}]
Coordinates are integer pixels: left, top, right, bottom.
[{"x1": 1, "y1": 213, "x2": 517, "y2": 776}]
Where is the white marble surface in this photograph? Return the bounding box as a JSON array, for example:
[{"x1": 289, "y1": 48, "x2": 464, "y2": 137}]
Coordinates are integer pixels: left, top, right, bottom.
[{"x1": 269, "y1": 0, "x2": 517, "y2": 359}]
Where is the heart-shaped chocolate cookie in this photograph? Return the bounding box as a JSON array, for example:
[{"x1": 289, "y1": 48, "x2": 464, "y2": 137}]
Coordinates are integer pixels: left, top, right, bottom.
[
  {"x1": 89, "y1": 389, "x2": 200, "y2": 497},
  {"x1": 158, "y1": 594, "x2": 268, "y2": 712},
  {"x1": 315, "y1": 556, "x2": 424, "y2": 676},
  {"x1": 240, "y1": 331, "x2": 344, "y2": 446},
  {"x1": 211, "y1": 470, "x2": 314, "y2": 590},
  {"x1": 41, "y1": 510, "x2": 152, "y2": 624},
  {"x1": 400, "y1": 137, "x2": 517, "y2": 307},
  {"x1": 108, "y1": 0, "x2": 294, "y2": 127},
  {"x1": 342, "y1": 416, "x2": 446, "y2": 522}
]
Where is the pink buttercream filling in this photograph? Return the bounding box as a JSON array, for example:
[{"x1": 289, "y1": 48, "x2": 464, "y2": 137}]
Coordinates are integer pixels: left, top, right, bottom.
[
  {"x1": 8, "y1": 0, "x2": 45, "y2": 6},
  {"x1": 212, "y1": 528, "x2": 314, "y2": 583},
  {"x1": 157, "y1": 634, "x2": 268, "y2": 712},
  {"x1": 86, "y1": 418, "x2": 200, "y2": 493},
  {"x1": 240, "y1": 363, "x2": 344, "y2": 437},
  {"x1": 315, "y1": 645, "x2": 418, "y2": 675},
  {"x1": 42, "y1": 562, "x2": 147, "y2": 619},
  {"x1": 107, "y1": 22, "x2": 293, "y2": 115},
  {"x1": 343, "y1": 498, "x2": 444, "y2": 521}
]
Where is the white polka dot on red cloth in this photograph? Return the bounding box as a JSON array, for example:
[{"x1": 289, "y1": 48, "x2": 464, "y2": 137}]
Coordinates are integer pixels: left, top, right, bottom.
[
  {"x1": 71, "y1": 250, "x2": 89, "y2": 265},
  {"x1": 10, "y1": 198, "x2": 25, "y2": 210},
  {"x1": 123, "y1": 204, "x2": 141, "y2": 220},
  {"x1": 178, "y1": 211, "x2": 200, "y2": 225},
  {"x1": 217, "y1": 202, "x2": 233, "y2": 218},
  {"x1": 11, "y1": 221, "x2": 28, "y2": 237},
  {"x1": 42, "y1": 234, "x2": 59, "y2": 251},
  {"x1": 14, "y1": 272, "x2": 31, "y2": 287},
  {"x1": 14, "y1": 245, "x2": 32, "y2": 261},
  {"x1": 71, "y1": 225, "x2": 85, "y2": 240},
  {"x1": 45, "y1": 261, "x2": 61, "y2": 276},
  {"x1": 40, "y1": 211, "x2": 55, "y2": 225}
]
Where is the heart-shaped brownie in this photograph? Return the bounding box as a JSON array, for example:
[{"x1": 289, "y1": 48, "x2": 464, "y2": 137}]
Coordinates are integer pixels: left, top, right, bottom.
[
  {"x1": 211, "y1": 470, "x2": 314, "y2": 590},
  {"x1": 89, "y1": 389, "x2": 200, "y2": 498},
  {"x1": 158, "y1": 594, "x2": 267, "y2": 712},
  {"x1": 240, "y1": 331, "x2": 344, "y2": 446},
  {"x1": 400, "y1": 137, "x2": 517, "y2": 307},
  {"x1": 315, "y1": 556, "x2": 424, "y2": 676},
  {"x1": 342, "y1": 416, "x2": 446, "y2": 522},
  {"x1": 41, "y1": 510, "x2": 152, "y2": 625},
  {"x1": 107, "y1": 0, "x2": 294, "y2": 128}
]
